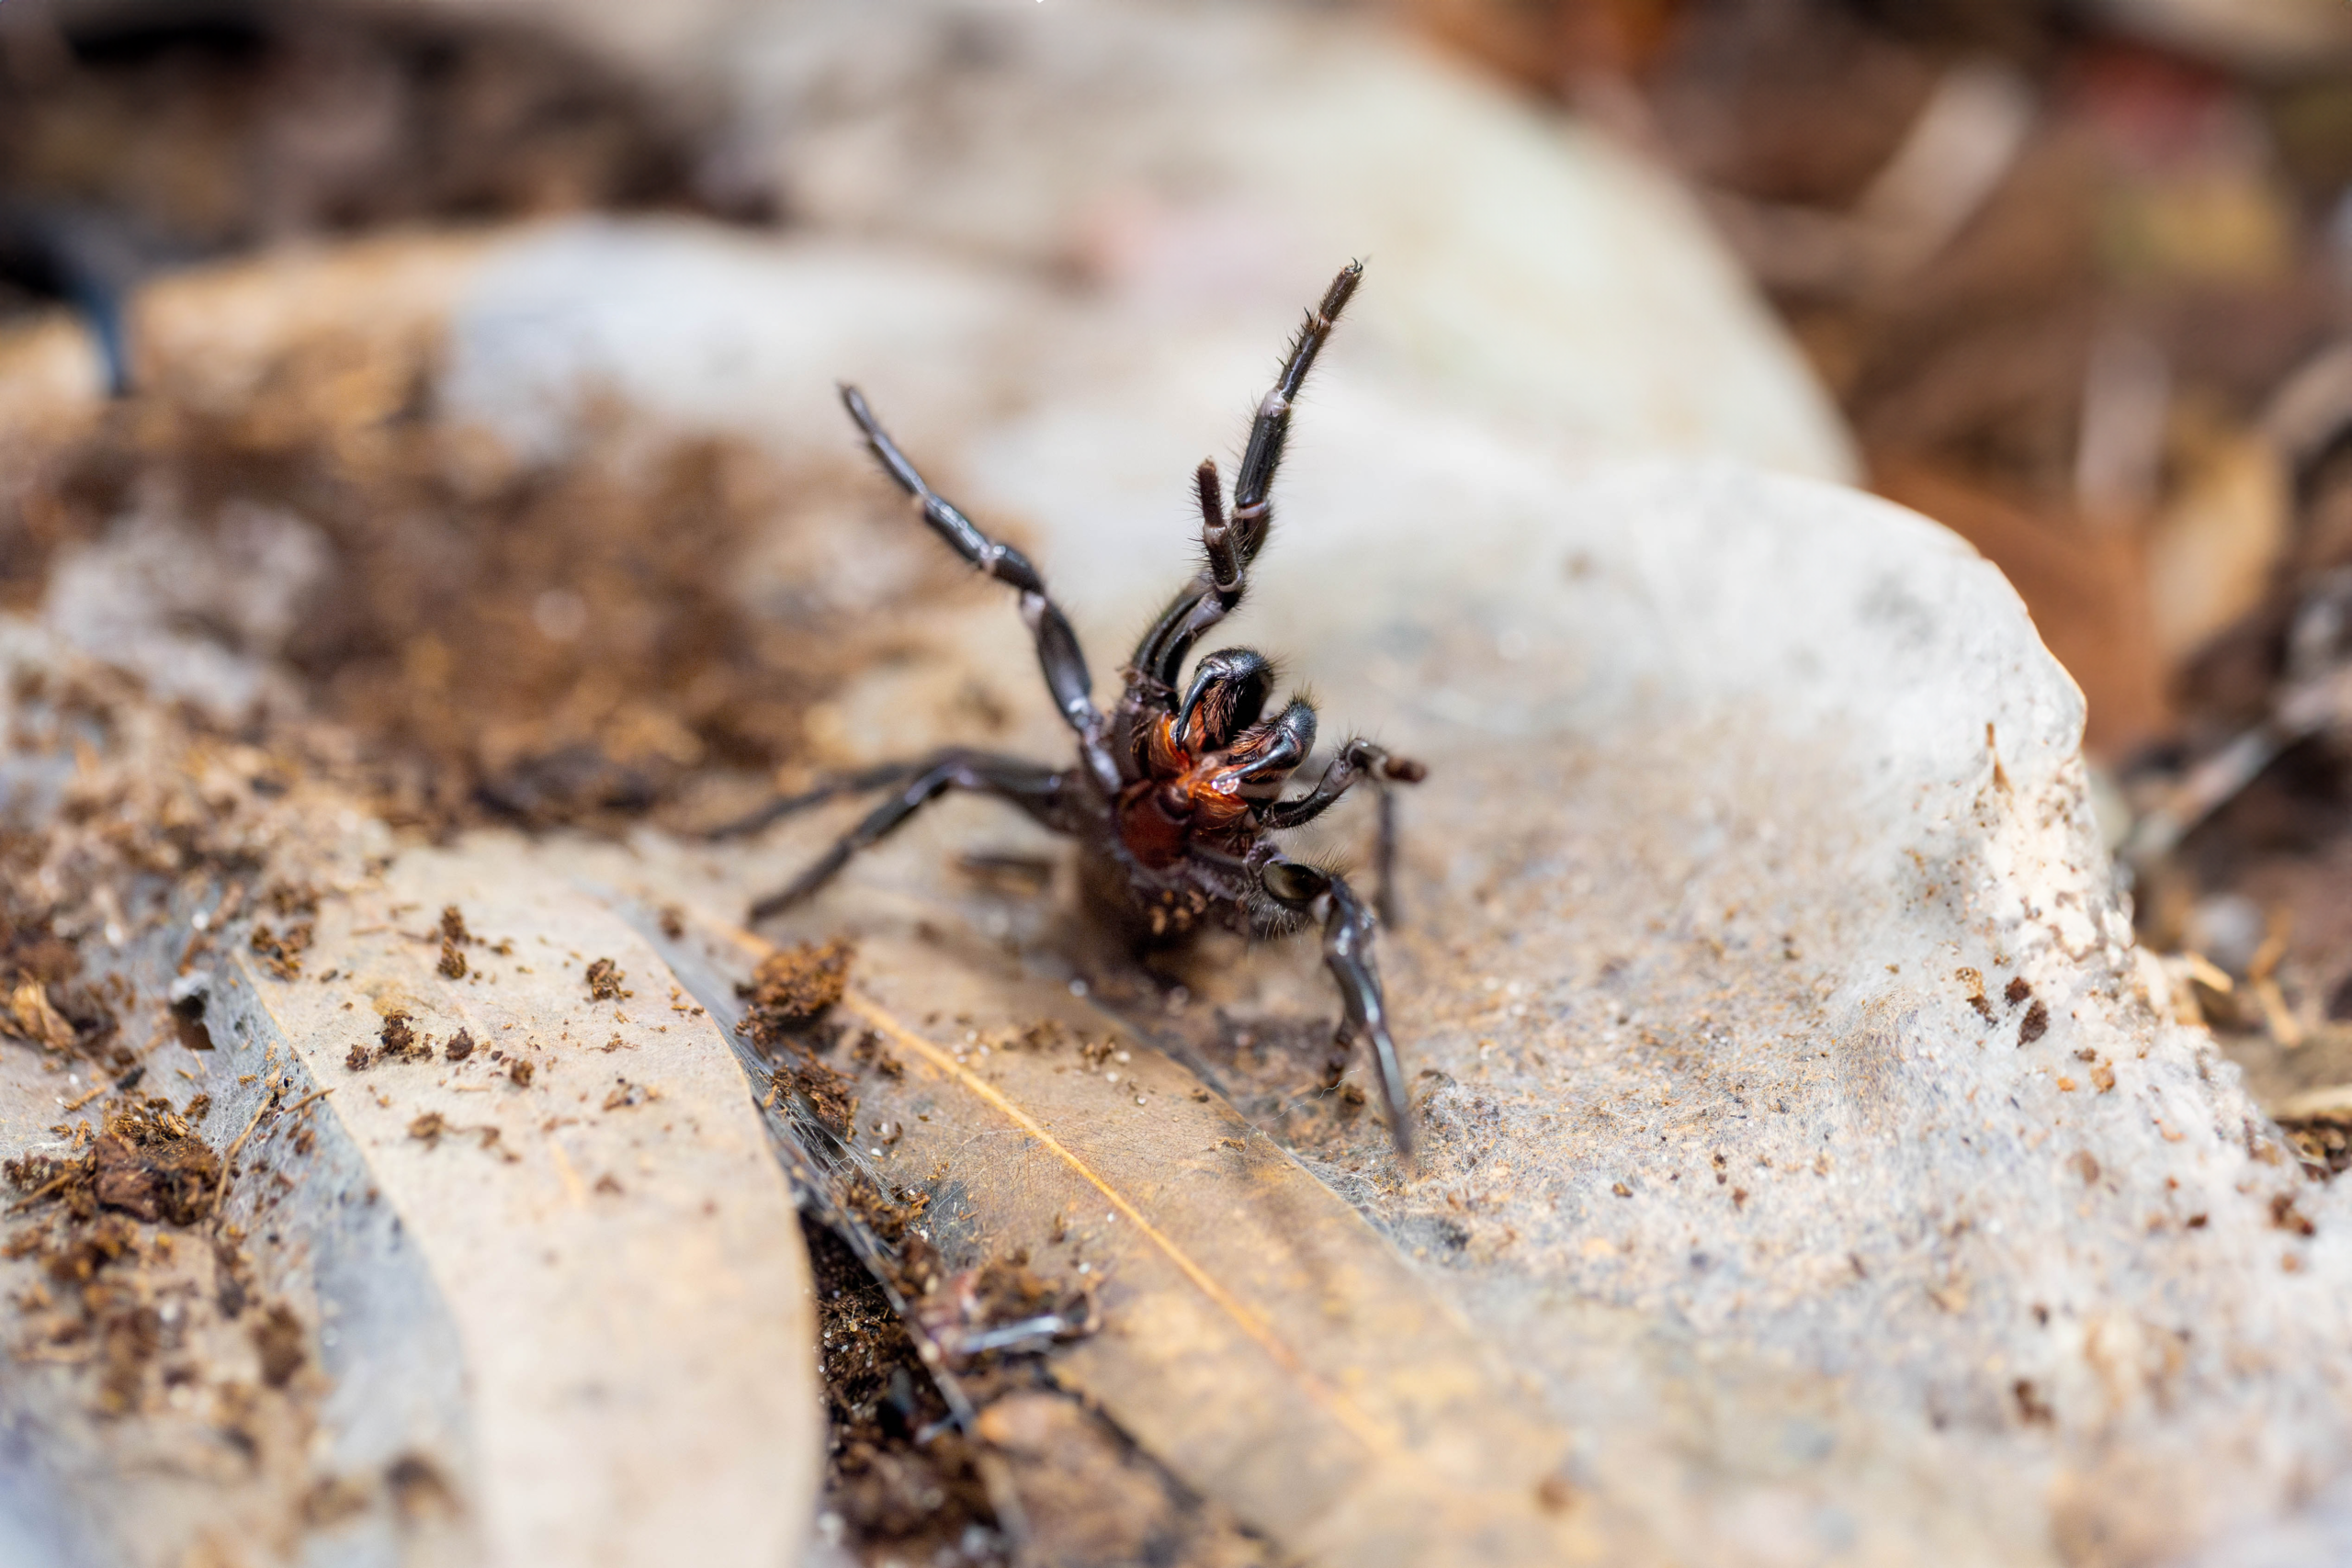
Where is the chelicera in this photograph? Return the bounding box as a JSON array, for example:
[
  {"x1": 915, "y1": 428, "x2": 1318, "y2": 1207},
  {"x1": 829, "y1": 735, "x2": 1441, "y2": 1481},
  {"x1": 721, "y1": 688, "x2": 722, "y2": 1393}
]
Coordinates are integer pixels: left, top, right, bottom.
[{"x1": 731, "y1": 263, "x2": 1425, "y2": 1153}]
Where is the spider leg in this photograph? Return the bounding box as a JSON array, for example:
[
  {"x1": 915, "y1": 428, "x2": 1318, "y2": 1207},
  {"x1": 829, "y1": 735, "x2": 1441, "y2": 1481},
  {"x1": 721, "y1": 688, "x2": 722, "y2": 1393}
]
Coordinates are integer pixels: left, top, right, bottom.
[
  {"x1": 704, "y1": 760, "x2": 935, "y2": 840},
  {"x1": 1130, "y1": 262, "x2": 1363, "y2": 691},
  {"x1": 1257, "y1": 854, "x2": 1413, "y2": 1158},
  {"x1": 839, "y1": 386, "x2": 1120, "y2": 794},
  {"x1": 1261, "y1": 740, "x2": 1426, "y2": 925},
  {"x1": 749, "y1": 750, "x2": 1069, "y2": 923}
]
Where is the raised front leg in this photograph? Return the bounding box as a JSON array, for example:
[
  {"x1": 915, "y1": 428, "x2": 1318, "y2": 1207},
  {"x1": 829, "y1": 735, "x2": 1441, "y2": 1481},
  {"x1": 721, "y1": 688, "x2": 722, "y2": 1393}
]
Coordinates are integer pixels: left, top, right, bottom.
[
  {"x1": 840, "y1": 386, "x2": 1119, "y2": 794},
  {"x1": 749, "y1": 750, "x2": 1069, "y2": 923},
  {"x1": 1129, "y1": 262, "x2": 1363, "y2": 693},
  {"x1": 1258, "y1": 853, "x2": 1414, "y2": 1158}
]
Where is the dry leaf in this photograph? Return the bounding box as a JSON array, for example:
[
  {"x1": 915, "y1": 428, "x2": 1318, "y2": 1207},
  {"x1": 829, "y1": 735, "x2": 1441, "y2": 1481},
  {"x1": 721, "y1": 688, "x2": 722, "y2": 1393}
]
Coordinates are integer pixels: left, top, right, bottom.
[
  {"x1": 639, "y1": 917, "x2": 1626, "y2": 1567},
  {"x1": 8, "y1": 977, "x2": 77, "y2": 1052},
  {"x1": 220, "y1": 840, "x2": 820, "y2": 1566}
]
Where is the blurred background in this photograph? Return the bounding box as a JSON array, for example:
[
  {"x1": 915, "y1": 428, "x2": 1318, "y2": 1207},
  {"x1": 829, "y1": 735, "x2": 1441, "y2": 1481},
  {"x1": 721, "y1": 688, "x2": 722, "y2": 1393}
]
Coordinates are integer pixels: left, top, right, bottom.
[{"x1": 6, "y1": 0, "x2": 2352, "y2": 1551}]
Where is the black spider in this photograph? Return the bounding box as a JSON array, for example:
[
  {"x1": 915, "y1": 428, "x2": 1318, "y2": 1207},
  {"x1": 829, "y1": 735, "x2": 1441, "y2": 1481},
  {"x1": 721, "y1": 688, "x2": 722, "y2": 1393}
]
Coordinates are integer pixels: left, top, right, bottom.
[{"x1": 728, "y1": 263, "x2": 1426, "y2": 1154}]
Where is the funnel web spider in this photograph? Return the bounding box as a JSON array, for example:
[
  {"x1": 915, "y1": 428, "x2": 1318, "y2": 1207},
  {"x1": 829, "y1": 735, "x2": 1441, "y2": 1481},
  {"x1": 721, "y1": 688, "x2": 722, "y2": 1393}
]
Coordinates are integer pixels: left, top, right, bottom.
[{"x1": 730, "y1": 263, "x2": 1425, "y2": 1154}]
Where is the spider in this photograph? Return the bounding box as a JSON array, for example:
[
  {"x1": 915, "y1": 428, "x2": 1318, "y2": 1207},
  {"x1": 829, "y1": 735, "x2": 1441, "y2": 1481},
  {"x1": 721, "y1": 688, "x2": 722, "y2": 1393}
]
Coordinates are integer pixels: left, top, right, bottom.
[{"x1": 729, "y1": 262, "x2": 1426, "y2": 1155}]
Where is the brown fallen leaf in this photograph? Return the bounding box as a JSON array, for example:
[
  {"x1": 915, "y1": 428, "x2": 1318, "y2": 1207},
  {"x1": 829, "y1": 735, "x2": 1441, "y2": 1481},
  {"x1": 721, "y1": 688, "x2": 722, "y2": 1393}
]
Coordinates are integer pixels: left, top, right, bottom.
[{"x1": 648, "y1": 916, "x2": 1631, "y2": 1568}]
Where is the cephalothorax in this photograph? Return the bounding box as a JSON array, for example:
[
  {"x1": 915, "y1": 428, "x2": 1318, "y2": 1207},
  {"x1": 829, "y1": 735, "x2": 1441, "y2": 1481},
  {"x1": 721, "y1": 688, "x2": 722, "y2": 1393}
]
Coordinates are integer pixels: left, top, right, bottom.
[{"x1": 733, "y1": 263, "x2": 1425, "y2": 1153}]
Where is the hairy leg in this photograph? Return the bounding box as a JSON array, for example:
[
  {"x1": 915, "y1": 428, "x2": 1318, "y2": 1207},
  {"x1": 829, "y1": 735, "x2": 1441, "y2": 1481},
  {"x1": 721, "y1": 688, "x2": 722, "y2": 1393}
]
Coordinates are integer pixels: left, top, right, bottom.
[
  {"x1": 1258, "y1": 853, "x2": 1413, "y2": 1157},
  {"x1": 705, "y1": 760, "x2": 934, "y2": 841},
  {"x1": 748, "y1": 750, "x2": 1068, "y2": 922},
  {"x1": 1128, "y1": 262, "x2": 1363, "y2": 694}
]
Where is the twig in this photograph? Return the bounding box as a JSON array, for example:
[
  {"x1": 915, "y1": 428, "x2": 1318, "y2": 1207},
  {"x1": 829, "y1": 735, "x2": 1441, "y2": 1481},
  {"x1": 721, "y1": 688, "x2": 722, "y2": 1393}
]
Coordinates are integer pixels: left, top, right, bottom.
[
  {"x1": 212, "y1": 1097, "x2": 275, "y2": 1211},
  {"x1": 280, "y1": 1087, "x2": 335, "y2": 1118},
  {"x1": 60, "y1": 1084, "x2": 105, "y2": 1113},
  {"x1": 7, "y1": 1164, "x2": 85, "y2": 1213}
]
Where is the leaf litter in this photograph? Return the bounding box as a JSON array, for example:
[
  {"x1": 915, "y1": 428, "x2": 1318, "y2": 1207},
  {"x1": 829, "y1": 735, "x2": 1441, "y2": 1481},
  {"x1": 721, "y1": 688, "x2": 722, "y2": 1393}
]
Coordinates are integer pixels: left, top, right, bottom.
[{"x1": 620, "y1": 901, "x2": 1611, "y2": 1566}]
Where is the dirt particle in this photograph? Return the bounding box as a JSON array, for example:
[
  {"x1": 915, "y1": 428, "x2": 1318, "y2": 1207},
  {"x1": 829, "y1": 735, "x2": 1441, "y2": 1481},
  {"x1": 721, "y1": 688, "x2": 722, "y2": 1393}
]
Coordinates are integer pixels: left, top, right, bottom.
[
  {"x1": 439, "y1": 906, "x2": 471, "y2": 946},
  {"x1": 510, "y1": 1060, "x2": 536, "y2": 1088},
  {"x1": 266, "y1": 882, "x2": 322, "y2": 919},
  {"x1": 602, "y1": 1080, "x2": 653, "y2": 1111},
  {"x1": 408, "y1": 1111, "x2": 447, "y2": 1147},
  {"x1": 851, "y1": 1029, "x2": 904, "y2": 1079},
  {"x1": 250, "y1": 922, "x2": 313, "y2": 980},
  {"x1": 775, "y1": 1058, "x2": 858, "y2": 1137},
  {"x1": 345, "y1": 1043, "x2": 373, "y2": 1072},
  {"x1": 1536, "y1": 1473, "x2": 1577, "y2": 1513},
  {"x1": 2005, "y1": 976, "x2": 2032, "y2": 1008},
  {"x1": 92, "y1": 1125, "x2": 220, "y2": 1225},
  {"x1": 843, "y1": 1178, "x2": 932, "y2": 1250},
  {"x1": 1611, "y1": 1181, "x2": 1632, "y2": 1198},
  {"x1": 7, "y1": 1100, "x2": 221, "y2": 1226},
  {"x1": 2018, "y1": 998, "x2": 2050, "y2": 1046},
  {"x1": 379, "y1": 1010, "x2": 425, "y2": 1063},
  {"x1": 2013, "y1": 1379, "x2": 2054, "y2": 1426},
  {"x1": 1957, "y1": 966, "x2": 1993, "y2": 1021},
  {"x1": 252, "y1": 1303, "x2": 306, "y2": 1387},
  {"x1": 445, "y1": 1031, "x2": 475, "y2": 1063},
  {"x1": 742, "y1": 941, "x2": 853, "y2": 1034},
  {"x1": 437, "y1": 940, "x2": 468, "y2": 981},
  {"x1": 2270, "y1": 1192, "x2": 2316, "y2": 1236},
  {"x1": 584, "y1": 957, "x2": 627, "y2": 1001}
]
